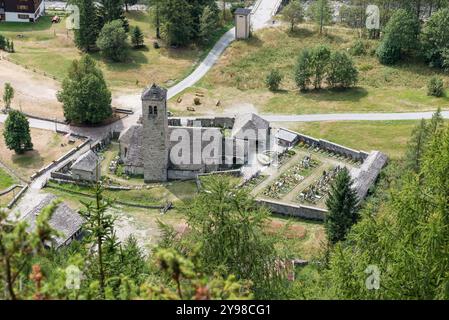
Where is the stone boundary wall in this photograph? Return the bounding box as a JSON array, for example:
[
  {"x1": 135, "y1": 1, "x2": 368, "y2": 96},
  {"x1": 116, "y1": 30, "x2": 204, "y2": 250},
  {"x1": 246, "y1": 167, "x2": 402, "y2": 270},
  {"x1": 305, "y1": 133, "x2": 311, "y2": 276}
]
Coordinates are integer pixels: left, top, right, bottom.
[
  {"x1": 185, "y1": 117, "x2": 235, "y2": 129},
  {"x1": 7, "y1": 185, "x2": 28, "y2": 209},
  {"x1": 30, "y1": 138, "x2": 91, "y2": 181},
  {"x1": 285, "y1": 128, "x2": 369, "y2": 161},
  {"x1": 256, "y1": 199, "x2": 327, "y2": 221},
  {"x1": 0, "y1": 184, "x2": 23, "y2": 196},
  {"x1": 22, "y1": 112, "x2": 67, "y2": 125}
]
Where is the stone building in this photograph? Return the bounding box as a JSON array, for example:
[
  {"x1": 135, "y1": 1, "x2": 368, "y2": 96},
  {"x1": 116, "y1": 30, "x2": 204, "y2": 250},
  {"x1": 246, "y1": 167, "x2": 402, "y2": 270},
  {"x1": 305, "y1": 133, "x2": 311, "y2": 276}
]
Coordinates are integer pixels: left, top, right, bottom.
[
  {"x1": 71, "y1": 150, "x2": 101, "y2": 182},
  {"x1": 119, "y1": 84, "x2": 273, "y2": 182},
  {"x1": 23, "y1": 195, "x2": 84, "y2": 249}
]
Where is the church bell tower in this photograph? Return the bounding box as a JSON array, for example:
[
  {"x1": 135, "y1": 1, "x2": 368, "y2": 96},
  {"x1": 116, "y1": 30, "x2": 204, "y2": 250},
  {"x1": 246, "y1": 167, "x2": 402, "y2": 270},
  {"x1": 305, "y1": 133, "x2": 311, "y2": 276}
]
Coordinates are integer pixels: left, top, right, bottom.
[{"x1": 142, "y1": 83, "x2": 169, "y2": 182}]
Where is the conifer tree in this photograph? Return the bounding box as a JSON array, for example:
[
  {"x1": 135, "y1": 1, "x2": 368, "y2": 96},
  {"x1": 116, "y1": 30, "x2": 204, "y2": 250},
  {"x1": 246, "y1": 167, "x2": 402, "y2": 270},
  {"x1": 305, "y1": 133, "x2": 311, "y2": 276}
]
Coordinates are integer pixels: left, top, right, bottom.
[
  {"x1": 131, "y1": 25, "x2": 144, "y2": 48},
  {"x1": 73, "y1": 0, "x2": 100, "y2": 52},
  {"x1": 79, "y1": 183, "x2": 115, "y2": 299},
  {"x1": 325, "y1": 167, "x2": 359, "y2": 244}
]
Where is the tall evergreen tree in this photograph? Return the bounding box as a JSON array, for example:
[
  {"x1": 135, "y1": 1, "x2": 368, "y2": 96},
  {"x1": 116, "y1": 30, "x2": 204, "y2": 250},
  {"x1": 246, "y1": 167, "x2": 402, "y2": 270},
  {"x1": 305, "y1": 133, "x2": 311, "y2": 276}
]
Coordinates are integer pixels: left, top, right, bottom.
[
  {"x1": 73, "y1": 0, "x2": 100, "y2": 52},
  {"x1": 159, "y1": 0, "x2": 194, "y2": 46},
  {"x1": 376, "y1": 9, "x2": 420, "y2": 65},
  {"x1": 421, "y1": 8, "x2": 449, "y2": 69},
  {"x1": 3, "y1": 110, "x2": 33, "y2": 154},
  {"x1": 98, "y1": 0, "x2": 129, "y2": 32},
  {"x1": 57, "y1": 55, "x2": 112, "y2": 124},
  {"x1": 198, "y1": 4, "x2": 220, "y2": 43},
  {"x1": 79, "y1": 183, "x2": 115, "y2": 299},
  {"x1": 325, "y1": 167, "x2": 359, "y2": 245},
  {"x1": 131, "y1": 25, "x2": 144, "y2": 48}
]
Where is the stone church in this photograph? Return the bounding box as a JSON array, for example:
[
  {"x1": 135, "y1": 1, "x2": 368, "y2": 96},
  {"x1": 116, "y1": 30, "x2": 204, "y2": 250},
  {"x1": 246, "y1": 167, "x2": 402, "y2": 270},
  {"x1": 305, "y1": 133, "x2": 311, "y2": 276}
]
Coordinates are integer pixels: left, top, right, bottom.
[{"x1": 119, "y1": 84, "x2": 271, "y2": 182}]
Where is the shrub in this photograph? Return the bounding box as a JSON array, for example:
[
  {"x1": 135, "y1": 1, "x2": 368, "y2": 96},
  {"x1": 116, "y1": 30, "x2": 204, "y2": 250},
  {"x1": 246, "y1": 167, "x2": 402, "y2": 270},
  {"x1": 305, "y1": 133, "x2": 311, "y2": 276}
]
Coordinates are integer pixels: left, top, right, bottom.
[
  {"x1": 327, "y1": 51, "x2": 358, "y2": 88},
  {"x1": 376, "y1": 41, "x2": 401, "y2": 65},
  {"x1": 427, "y1": 76, "x2": 445, "y2": 97},
  {"x1": 350, "y1": 39, "x2": 367, "y2": 56},
  {"x1": 96, "y1": 20, "x2": 128, "y2": 62},
  {"x1": 377, "y1": 9, "x2": 419, "y2": 65},
  {"x1": 265, "y1": 69, "x2": 283, "y2": 91},
  {"x1": 421, "y1": 8, "x2": 449, "y2": 69},
  {"x1": 294, "y1": 48, "x2": 312, "y2": 91}
]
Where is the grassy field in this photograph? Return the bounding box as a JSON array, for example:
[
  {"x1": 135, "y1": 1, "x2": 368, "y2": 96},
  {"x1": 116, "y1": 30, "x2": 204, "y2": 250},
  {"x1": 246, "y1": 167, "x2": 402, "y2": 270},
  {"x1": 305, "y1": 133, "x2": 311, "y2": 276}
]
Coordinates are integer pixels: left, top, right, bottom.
[
  {"x1": 0, "y1": 125, "x2": 82, "y2": 180},
  {"x1": 173, "y1": 24, "x2": 449, "y2": 116},
  {"x1": 47, "y1": 179, "x2": 197, "y2": 207},
  {"x1": 0, "y1": 12, "x2": 207, "y2": 90},
  {"x1": 281, "y1": 120, "x2": 419, "y2": 159},
  {"x1": 269, "y1": 215, "x2": 325, "y2": 259},
  {"x1": 0, "y1": 167, "x2": 16, "y2": 190}
]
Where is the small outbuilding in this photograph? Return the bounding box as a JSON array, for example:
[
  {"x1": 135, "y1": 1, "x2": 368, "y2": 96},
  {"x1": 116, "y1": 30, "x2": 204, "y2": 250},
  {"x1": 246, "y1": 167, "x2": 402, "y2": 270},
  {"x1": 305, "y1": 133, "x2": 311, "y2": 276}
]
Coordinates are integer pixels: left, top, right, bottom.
[
  {"x1": 275, "y1": 129, "x2": 299, "y2": 148},
  {"x1": 71, "y1": 150, "x2": 101, "y2": 182},
  {"x1": 23, "y1": 195, "x2": 84, "y2": 249},
  {"x1": 234, "y1": 8, "x2": 251, "y2": 40}
]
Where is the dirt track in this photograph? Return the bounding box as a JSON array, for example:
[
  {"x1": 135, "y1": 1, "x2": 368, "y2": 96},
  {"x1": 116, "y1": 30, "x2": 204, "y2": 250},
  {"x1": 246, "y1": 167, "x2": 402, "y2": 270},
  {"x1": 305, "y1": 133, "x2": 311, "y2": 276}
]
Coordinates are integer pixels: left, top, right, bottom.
[{"x1": 0, "y1": 57, "x2": 64, "y2": 119}]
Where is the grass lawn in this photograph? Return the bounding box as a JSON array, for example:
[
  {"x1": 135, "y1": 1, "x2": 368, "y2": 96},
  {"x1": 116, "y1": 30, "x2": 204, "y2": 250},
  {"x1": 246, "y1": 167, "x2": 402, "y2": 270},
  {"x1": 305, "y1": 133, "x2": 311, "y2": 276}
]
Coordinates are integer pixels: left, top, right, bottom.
[
  {"x1": 281, "y1": 120, "x2": 419, "y2": 159},
  {"x1": 46, "y1": 179, "x2": 197, "y2": 207},
  {"x1": 0, "y1": 12, "x2": 212, "y2": 90},
  {"x1": 270, "y1": 215, "x2": 325, "y2": 260},
  {"x1": 0, "y1": 125, "x2": 82, "y2": 181},
  {"x1": 172, "y1": 24, "x2": 449, "y2": 116},
  {"x1": 0, "y1": 167, "x2": 16, "y2": 190}
]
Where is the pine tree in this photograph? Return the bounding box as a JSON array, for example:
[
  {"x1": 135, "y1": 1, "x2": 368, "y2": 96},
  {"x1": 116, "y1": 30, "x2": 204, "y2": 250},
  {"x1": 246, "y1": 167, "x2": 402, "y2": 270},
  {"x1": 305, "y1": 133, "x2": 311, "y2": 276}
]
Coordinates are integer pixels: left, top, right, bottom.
[
  {"x1": 74, "y1": 0, "x2": 100, "y2": 52},
  {"x1": 79, "y1": 183, "x2": 115, "y2": 299},
  {"x1": 159, "y1": 0, "x2": 194, "y2": 46},
  {"x1": 325, "y1": 167, "x2": 359, "y2": 245},
  {"x1": 3, "y1": 110, "x2": 33, "y2": 154},
  {"x1": 57, "y1": 55, "x2": 112, "y2": 124},
  {"x1": 198, "y1": 4, "x2": 220, "y2": 44},
  {"x1": 131, "y1": 25, "x2": 144, "y2": 48}
]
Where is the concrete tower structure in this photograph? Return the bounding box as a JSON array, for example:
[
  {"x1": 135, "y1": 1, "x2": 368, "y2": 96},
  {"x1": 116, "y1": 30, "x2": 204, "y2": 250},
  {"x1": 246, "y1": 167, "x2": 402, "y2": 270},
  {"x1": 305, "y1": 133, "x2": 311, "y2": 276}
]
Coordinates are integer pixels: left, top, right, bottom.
[{"x1": 142, "y1": 84, "x2": 169, "y2": 182}]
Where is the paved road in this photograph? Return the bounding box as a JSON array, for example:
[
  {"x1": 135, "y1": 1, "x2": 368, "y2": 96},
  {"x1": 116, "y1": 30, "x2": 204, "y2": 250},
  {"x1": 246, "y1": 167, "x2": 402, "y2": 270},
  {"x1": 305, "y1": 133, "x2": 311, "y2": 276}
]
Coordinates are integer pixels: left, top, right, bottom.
[{"x1": 263, "y1": 111, "x2": 449, "y2": 122}]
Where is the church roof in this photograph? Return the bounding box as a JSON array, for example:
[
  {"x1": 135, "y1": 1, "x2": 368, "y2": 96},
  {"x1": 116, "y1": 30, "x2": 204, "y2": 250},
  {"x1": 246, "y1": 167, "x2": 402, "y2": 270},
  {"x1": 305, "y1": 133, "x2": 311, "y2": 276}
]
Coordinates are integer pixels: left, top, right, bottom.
[
  {"x1": 141, "y1": 83, "x2": 167, "y2": 101},
  {"x1": 71, "y1": 150, "x2": 99, "y2": 173},
  {"x1": 232, "y1": 113, "x2": 270, "y2": 138},
  {"x1": 23, "y1": 195, "x2": 84, "y2": 249}
]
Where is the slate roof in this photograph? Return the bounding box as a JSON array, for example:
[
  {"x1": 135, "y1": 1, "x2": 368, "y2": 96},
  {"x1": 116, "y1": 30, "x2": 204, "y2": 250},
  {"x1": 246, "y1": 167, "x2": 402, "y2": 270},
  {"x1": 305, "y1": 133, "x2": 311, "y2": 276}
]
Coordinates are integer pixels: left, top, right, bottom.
[
  {"x1": 141, "y1": 83, "x2": 167, "y2": 101},
  {"x1": 71, "y1": 150, "x2": 99, "y2": 173},
  {"x1": 119, "y1": 125, "x2": 144, "y2": 168},
  {"x1": 350, "y1": 151, "x2": 388, "y2": 201},
  {"x1": 235, "y1": 8, "x2": 252, "y2": 15},
  {"x1": 232, "y1": 113, "x2": 270, "y2": 138},
  {"x1": 22, "y1": 195, "x2": 84, "y2": 249},
  {"x1": 276, "y1": 129, "x2": 299, "y2": 143}
]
